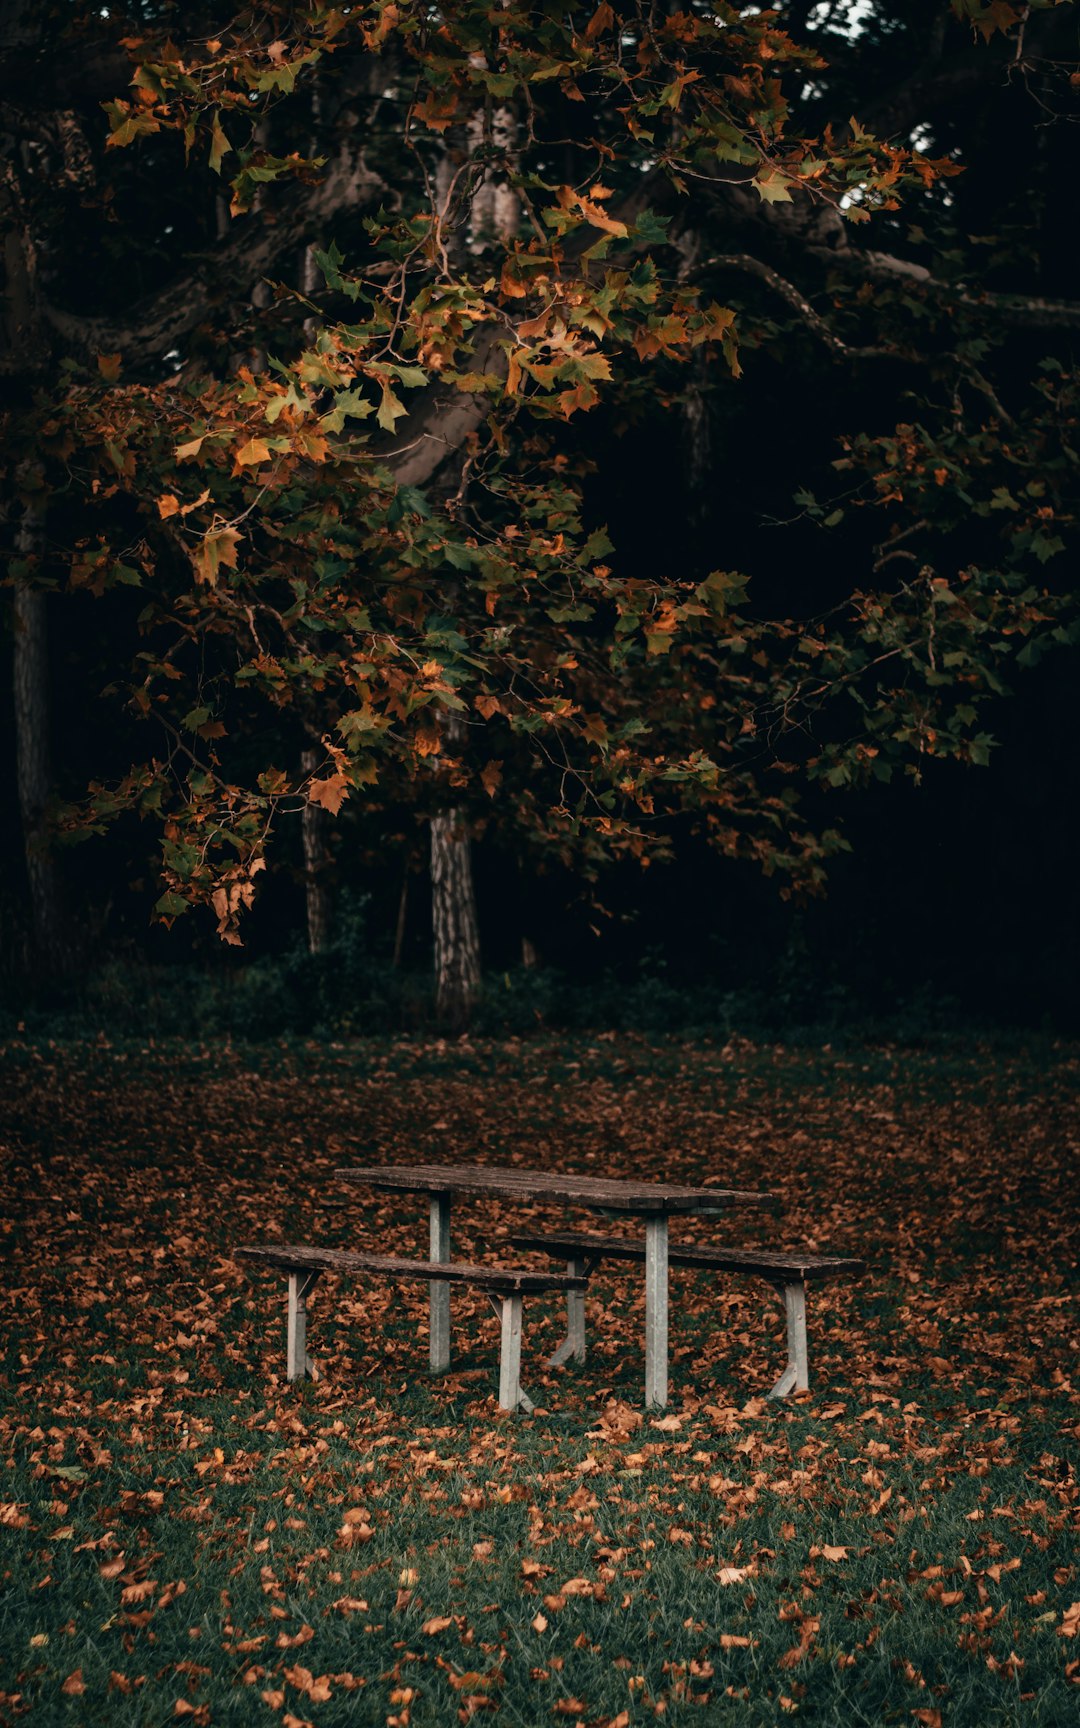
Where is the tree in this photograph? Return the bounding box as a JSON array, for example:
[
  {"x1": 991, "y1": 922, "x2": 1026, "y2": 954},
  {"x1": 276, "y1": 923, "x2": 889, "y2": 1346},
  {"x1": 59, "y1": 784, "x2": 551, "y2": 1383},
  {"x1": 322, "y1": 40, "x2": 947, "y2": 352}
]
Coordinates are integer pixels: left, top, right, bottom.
[
  {"x1": 2, "y1": 0, "x2": 1077, "y2": 1001},
  {"x1": 1, "y1": 5, "x2": 81, "y2": 974}
]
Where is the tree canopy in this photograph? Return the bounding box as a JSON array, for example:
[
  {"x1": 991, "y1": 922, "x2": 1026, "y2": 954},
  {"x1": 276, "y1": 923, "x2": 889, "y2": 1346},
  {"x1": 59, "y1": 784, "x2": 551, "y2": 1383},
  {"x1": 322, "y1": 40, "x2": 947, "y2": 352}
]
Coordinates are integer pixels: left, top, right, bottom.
[{"x1": 2, "y1": 0, "x2": 1078, "y2": 956}]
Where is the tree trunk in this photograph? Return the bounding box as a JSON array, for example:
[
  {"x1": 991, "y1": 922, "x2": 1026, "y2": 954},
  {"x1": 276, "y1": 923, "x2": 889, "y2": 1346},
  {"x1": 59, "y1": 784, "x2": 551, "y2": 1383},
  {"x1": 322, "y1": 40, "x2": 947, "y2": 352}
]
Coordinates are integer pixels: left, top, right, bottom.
[
  {"x1": 393, "y1": 868, "x2": 409, "y2": 968},
  {"x1": 13, "y1": 504, "x2": 71, "y2": 974},
  {"x1": 300, "y1": 746, "x2": 332, "y2": 954},
  {"x1": 431, "y1": 806, "x2": 481, "y2": 1029}
]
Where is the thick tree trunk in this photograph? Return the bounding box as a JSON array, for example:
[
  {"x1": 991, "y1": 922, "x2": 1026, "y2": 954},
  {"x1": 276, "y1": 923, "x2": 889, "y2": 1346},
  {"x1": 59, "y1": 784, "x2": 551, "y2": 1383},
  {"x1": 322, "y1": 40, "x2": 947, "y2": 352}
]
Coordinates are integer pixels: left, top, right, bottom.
[
  {"x1": 13, "y1": 505, "x2": 71, "y2": 974},
  {"x1": 300, "y1": 747, "x2": 332, "y2": 954},
  {"x1": 431, "y1": 807, "x2": 481, "y2": 1029}
]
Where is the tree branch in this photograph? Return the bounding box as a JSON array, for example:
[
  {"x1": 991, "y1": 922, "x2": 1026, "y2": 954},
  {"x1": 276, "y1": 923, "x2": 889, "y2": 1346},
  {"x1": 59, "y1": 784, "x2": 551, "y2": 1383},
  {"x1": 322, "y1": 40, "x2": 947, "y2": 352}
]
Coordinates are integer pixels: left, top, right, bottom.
[
  {"x1": 700, "y1": 252, "x2": 898, "y2": 360},
  {"x1": 830, "y1": 247, "x2": 1080, "y2": 329},
  {"x1": 42, "y1": 145, "x2": 386, "y2": 368}
]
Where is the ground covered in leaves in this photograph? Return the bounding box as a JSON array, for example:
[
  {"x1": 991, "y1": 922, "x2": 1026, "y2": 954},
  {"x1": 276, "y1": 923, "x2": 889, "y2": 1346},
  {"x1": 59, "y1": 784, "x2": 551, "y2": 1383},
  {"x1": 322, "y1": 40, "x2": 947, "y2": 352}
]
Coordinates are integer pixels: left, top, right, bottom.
[{"x1": 0, "y1": 1032, "x2": 1077, "y2": 1727}]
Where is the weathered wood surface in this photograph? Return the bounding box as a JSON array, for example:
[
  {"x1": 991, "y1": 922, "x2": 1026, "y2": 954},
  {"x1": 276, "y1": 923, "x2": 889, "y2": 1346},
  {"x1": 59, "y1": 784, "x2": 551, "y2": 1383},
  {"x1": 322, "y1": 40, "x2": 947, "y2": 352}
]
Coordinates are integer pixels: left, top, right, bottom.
[
  {"x1": 428, "y1": 1192, "x2": 452, "y2": 1374},
  {"x1": 235, "y1": 1243, "x2": 587, "y2": 1295},
  {"x1": 508, "y1": 1230, "x2": 865, "y2": 1282},
  {"x1": 335, "y1": 1163, "x2": 772, "y2": 1215},
  {"x1": 771, "y1": 1281, "x2": 810, "y2": 1400}
]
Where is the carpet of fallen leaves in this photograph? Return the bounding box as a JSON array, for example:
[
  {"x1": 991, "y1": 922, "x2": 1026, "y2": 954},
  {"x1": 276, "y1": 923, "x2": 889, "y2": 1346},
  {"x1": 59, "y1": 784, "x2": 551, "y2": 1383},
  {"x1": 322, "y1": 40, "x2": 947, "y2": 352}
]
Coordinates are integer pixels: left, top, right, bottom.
[{"x1": 0, "y1": 1031, "x2": 1077, "y2": 1727}]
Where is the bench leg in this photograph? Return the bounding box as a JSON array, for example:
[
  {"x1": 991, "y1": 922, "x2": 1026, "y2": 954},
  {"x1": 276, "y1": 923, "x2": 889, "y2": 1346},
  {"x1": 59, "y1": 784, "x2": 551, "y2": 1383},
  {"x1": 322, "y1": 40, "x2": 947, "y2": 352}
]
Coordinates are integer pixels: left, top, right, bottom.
[
  {"x1": 644, "y1": 1214, "x2": 669, "y2": 1410},
  {"x1": 489, "y1": 1294, "x2": 535, "y2": 1414},
  {"x1": 287, "y1": 1271, "x2": 320, "y2": 1381},
  {"x1": 429, "y1": 1192, "x2": 452, "y2": 1375},
  {"x1": 767, "y1": 1279, "x2": 809, "y2": 1400},
  {"x1": 548, "y1": 1257, "x2": 587, "y2": 1367}
]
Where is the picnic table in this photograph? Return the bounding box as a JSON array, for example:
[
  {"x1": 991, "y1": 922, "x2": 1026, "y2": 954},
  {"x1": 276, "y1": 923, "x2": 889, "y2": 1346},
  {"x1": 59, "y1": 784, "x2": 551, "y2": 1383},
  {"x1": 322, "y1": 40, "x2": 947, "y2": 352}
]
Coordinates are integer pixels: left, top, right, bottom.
[{"x1": 335, "y1": 1161, "x2": 772, "y2": 1407}]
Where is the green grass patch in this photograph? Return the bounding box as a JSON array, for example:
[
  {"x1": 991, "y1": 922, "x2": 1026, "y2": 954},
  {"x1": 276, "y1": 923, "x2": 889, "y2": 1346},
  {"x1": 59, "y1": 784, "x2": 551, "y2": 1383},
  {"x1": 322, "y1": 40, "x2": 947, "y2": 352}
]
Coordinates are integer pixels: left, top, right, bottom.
[{"x1": 1, "y1": 1033, "x2": 1077, "y2": 1725}]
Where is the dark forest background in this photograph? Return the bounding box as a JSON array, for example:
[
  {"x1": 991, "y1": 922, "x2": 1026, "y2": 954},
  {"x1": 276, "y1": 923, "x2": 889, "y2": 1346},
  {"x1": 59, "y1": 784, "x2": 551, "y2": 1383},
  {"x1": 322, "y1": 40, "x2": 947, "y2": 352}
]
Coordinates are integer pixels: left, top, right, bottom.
[{"x1": 2, "y1": 0, "x2": 1078, "y2": 1036}]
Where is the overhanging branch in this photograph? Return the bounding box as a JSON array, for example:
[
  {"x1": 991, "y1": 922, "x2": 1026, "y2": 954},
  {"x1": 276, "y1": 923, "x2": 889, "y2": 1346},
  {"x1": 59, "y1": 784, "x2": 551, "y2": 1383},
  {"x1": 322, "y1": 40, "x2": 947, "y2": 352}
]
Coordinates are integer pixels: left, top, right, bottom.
[
  {"x1": 43, "y1": 146, "x2": 386, "y2": 369},
  {"x1": 701, "y1": 252, "x2": 898, "y2": 360}
]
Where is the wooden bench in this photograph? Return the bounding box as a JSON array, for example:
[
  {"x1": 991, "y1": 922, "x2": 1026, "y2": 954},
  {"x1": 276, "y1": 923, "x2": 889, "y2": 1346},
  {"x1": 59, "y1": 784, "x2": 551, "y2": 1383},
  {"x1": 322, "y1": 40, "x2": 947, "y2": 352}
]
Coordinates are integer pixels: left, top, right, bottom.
[
  {"x1": 508, "y1": 1231, "x2": 866, "y2": 1400},
  {"x1": 235, "y1": 1244, "x2": 587, "y2": 1412}
]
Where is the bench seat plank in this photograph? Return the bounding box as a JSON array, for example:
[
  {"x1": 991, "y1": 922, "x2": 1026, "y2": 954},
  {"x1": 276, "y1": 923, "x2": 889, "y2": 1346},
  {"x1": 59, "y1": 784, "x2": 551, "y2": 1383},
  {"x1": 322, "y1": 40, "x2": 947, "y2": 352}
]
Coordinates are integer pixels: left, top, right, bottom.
[
  {"x1": 236, "y1": 1243, "x2": 587, "y2": 1296},
  {"x1": 509, "y1": 1231, "x2": 865, "y2": 1282}
]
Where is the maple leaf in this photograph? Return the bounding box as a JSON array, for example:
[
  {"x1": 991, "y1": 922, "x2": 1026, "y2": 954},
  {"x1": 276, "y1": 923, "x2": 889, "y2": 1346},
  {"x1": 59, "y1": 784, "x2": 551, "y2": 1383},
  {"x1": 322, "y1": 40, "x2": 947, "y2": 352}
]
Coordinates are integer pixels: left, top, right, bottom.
[
  {"x1": 284, "y1": 1664, "x2": 331, "y2": 1702},
  {"x1": 193, "y1": 526, "x2": 241, "y2": 587},
  {"x1": 275, "y1": 1623, "x2": 315, "y2": 1649},
  {"x1": 307, "y1": 773, "x2": 349, "y2": 815},
  {"x1": 753, "y1": 167, "x2": 793, "y2": 203},
  {"x1": 235, "y1": 436, "x2": 272, "y2": 466},
  {"x1": 208, "y1": 111, "x2": 230, "y2": 175},
  {"x1": 376, "y1": 379, "x2": 408, "y2": 432},
  {"x1": 1059, "y1": 1601, "x2": 1080, "y2": 1637}
]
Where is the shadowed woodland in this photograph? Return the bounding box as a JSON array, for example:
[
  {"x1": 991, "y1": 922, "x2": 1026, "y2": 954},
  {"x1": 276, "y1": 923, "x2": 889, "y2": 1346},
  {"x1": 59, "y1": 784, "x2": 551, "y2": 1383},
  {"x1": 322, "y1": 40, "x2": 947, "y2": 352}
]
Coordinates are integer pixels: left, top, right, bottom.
[{"x1": 2, "y1": 0, "x2": 1080, "y2": 1029}]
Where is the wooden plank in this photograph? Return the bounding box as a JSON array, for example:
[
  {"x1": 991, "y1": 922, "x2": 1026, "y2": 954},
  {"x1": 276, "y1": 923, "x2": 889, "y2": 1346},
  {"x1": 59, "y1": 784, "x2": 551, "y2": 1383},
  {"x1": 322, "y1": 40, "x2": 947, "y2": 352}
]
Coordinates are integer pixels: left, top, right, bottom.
[
  {"x1": 335, "y1": 1162, "x2": 772, "y2": 1215},
  {"x1": 235, "y1": 1243, "x2": 587, "y2": 1295},
  {"x1": 509, "y1": 1231, "x2": 865, "y2": 1282}
]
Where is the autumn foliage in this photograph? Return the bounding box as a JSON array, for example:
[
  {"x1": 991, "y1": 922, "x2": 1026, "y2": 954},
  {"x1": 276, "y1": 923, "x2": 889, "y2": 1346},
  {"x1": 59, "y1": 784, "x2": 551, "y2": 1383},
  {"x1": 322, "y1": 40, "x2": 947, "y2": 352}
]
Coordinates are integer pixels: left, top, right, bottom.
[
  {"x1": 5, "y1": 1, "x2": 1077, "y2": 946},
  {"x1": 1, "y1": 1033, "x2": 1078, "y2": 1721}
]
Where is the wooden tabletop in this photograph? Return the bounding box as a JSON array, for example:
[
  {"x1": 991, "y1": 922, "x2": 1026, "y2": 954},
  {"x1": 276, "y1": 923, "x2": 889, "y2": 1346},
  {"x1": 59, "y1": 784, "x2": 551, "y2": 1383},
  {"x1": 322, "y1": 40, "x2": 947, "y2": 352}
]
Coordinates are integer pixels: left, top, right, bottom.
[{"x1": 335, "y1": 1162, "x2": 772, "y2": 1216}]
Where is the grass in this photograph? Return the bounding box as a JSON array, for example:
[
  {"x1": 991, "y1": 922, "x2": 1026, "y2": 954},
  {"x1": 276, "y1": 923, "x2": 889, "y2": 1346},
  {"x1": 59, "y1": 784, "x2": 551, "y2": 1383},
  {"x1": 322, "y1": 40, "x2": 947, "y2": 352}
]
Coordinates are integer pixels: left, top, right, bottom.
[{"x1": 0, "y1": 1031, "x2": 1077, "y2": 1726}]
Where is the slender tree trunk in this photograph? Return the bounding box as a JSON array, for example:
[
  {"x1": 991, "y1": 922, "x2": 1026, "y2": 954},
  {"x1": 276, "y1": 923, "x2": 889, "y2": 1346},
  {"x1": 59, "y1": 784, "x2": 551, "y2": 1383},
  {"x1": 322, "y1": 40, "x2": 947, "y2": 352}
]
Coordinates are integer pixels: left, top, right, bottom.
[
  {"x1": 425, "y1": 93, "x2": 503, "y2": 1029},
  {"x1": 431, "y1": 805, "x2": 481, "y2": 1029},
  {"x1": 393, "y1": 868, "x2": 409, "y2": 968},
  {"x1": 683, "y1": 347, "x2": 712, "y2": 532},
  {"x1": 13, "y1": 504, "x2": 71, "y2": 974},
  {"x1": 675, "y1": 230, "x2": 712, "y2": 542},
  {"x1": 300, "y1": 746, "x2": 332, "y2": 954}
]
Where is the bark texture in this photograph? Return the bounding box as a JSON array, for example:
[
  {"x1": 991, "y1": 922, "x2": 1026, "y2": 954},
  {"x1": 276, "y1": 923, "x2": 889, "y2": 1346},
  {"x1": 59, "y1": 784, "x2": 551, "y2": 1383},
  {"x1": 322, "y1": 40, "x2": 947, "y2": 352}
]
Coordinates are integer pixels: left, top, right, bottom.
[
  {"x1": 300, "y1": 747, "x2": 332, "y2": 954},
  {"x1": 430, "y1": 710, "x2": 481, "y2": 1027},
  {"x1": 431, "y1": 808, "x2": 482, "y2": 1029}
]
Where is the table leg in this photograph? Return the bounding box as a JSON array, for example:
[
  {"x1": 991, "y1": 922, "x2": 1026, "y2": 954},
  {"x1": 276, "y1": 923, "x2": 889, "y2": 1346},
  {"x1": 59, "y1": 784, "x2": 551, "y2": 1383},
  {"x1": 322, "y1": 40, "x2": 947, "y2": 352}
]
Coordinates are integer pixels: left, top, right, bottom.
[
  {"x1": 548, "y1": 1255, "x2": 587, "y2": 1367},
  {"x1": 644, "y1": 1213, "x2": 669, "y2": 1409},
  {"x1": 287, "y1": 1270, "x2": 320, "y2": 1381},
  {"x1": 429, "y1": 1191, "x2": 451, "y2": 1374}
]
